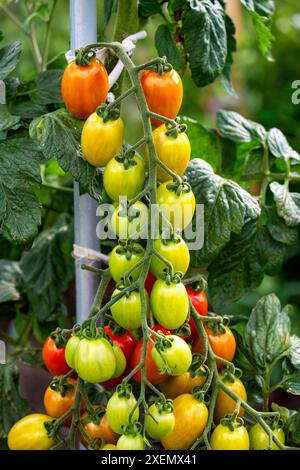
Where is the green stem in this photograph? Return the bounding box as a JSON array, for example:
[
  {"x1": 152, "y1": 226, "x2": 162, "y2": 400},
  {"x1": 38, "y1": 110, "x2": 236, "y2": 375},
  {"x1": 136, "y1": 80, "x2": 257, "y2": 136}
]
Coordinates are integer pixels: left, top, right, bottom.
[
  {"x1": 41, "y1": 0, "x2": 58, "y2": 70},
  {"x1": 0, "y1": 5, "x2": 30, "y2": 37}
]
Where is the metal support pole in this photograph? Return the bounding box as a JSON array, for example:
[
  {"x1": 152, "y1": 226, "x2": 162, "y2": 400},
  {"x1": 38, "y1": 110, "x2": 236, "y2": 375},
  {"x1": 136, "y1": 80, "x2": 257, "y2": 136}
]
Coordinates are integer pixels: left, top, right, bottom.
[{"x1": 70, "y1": 0, "x2": 99, "y2": 324}]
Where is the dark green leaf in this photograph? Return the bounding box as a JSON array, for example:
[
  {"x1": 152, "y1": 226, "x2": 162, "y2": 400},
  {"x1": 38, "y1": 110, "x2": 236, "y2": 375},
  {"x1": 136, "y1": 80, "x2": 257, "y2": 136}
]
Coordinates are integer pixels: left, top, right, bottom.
[
  {"x1": 291, "y1": 409, "x2": 300, "y2": 444},
  {"x1": 3, "y1": 77, "x2": 20, "y2": 100},
  {"x1": 102, "y1": 0, "x2": 114, "y2": 33},
  {"x1": 288, "y1": 335, "x2": 300, "y2": 370},
  {"x1": 221, "y1": 15, "x2": 237, "y2": 97},
  {"x1": 20, "y1": 213, "x2": 74, "y2": 321},
  {"x1": 0, "y1": 104, "x2": 20, "y2": 132},
  {"x1": 241, "y1": 145, "x2": 264, "y2": 178},
  {"x1": 0, "y1": 260, "x2": 22, "y2": 303},
  {"x1": 267, "y1": 128, "x2": 298, "y2": 160},
  {"x1": 270, "y1": 181, "x2": 300, "y2": 227},
  {"x1": 244, "y1": 294, "x2": 290, "y2": 371},
  {"x1": 168, "y1": 0, "x2": 186, "y2": 15},
  {"x1": 0, "y1": 363, "x2": 28, "y2": 439},
  {"x1": 12, "y1": 101, "x2": 47, "y2": 120},
  {"x1": 217, "y1": 109, "x2": 267, "y2": 143},
  {"x1": 0, "y1": 41, "x2": 21, "y2": 81},
  {"x1": 281, "y1": 375, "x2": 300, "y2": 395},
  {"x1": 182, "y1": 0, "x2": 227, "y2": 87},
  {"x1": 0, "y1": 137, "x2": 42, "y2": 243},
  {"x1": 265, "y1": 207, "x2": 298, "y2": 246},
  {"x1": 138, "y1": 0, "x2": 162, "y2": 17},
  {"x1": 29, "y1": 109, "x2": 103, "y2": 201},
  {"x1": 180, "y1": 116, "x2": 221, "y2": 170},
  {"x1": 155, "y1": 24, "x2": 186, "y2": 75},
  {"x1": 31, "y1": 70, "x2": 63, "y2": 105}
]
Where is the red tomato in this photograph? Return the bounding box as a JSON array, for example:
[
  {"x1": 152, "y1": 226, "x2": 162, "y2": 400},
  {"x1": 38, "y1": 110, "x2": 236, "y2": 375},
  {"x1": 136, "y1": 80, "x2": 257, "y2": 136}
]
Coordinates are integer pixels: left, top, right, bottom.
[
  {"x1": 104, "y1": 326, "x2": 137, "y2": 362},
  {"x1": 186, "y1": 289, "x2": 208, "y2": 340},
  {"x1": 42, "y1": 336, "x2": 71, "y2": 376},
  {"x1": 101, "y1": 367, "x2": 130, "y2": 389},
  {"x1": 130, "y1": 325, "x2": 170, "y2": 385},
  {"x1": 193, "y1": 326, "x2": 236, "y2": 370},
  {"x1": 145, "y1": 271, "x2": 156, "y2": 296}
]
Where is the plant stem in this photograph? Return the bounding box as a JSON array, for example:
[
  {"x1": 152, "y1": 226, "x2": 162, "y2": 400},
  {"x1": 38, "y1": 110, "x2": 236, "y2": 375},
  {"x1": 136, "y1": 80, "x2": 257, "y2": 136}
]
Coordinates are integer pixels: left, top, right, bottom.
[
  {"x1": 41, "y1": 0, "x2": 58, "y2": 70},
  {"x1": 0, "y1": 5, "x2": 30, "y2": 37}
]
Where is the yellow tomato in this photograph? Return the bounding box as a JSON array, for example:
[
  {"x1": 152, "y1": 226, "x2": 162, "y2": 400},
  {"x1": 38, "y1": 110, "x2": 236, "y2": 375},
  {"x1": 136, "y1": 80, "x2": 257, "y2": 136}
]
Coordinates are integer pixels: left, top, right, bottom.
[
  {"x1": 214, "y1": 378, "x2": 247, "y2": 423},
  {"x1": 8, "y1": 414, "x2": 55, "y2": 450},
  {"x1": 159, "y1": 369, "x2": 207, "y2": 399}
]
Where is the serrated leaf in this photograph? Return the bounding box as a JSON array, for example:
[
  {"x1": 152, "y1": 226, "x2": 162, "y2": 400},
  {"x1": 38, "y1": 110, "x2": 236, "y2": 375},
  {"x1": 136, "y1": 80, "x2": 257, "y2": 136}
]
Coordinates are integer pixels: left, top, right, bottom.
[
  {"x1": 0, "y1": 137, "x2": 42, "y2": 243},
  {"x1": 138, "y1": 0, "x2": 162, "y2": 17},
  {"x1": 31, "y1": 70, "x2": 63, "y2": 105},
  {"x1": 221, "y1": 15, "x2": 237, "y2": 97},
  {"x1": 0, "y1": 260, "x2": 22, "y2": 303},
  {"x1": 180, "y1": 116, "x2": 221, "y2": 170},
  {"x1": 155, "y1": 24, "x2": 186, "y2": 75},
  {"x1": 0, "y1": 41, "x2": 21, "y2": 80},
  {"x1": 245, "y1": 8, "x2": 274, "y2": 59},
  {"x1": 288, "y1": 335, "x2": 300, "y2": 370},
  {"x1": 12, "y1": 101, "x2": 47, "y2": 120},
  {"x1": 241, "y1": 0, "x2": 275, "y2": 19},
  {"x1": 20, "y1": 213, "x2": 74, "y2": 321},
  {"x1": 217, "y1": 109, "x2": 267, "y2": 143},
  {"x1": 270, "y1": 181, "x2": 300, "y2": 227},
  {"x1": 186, "y1": 158, "x2": 260, "y2": 267},
  {"x1": 265, "y1": 207, "x2": 298, "y2": 246},
  {"x1": 182, "y1": 0, "x2": 227, "y2": 87},
  {"x1": 0, "y1": 104, "x2": 20, "y2": 132},
  {"x1": 244, "y1": 294, "x2": 290, "y2": 371},
  {"x1": 241, "y1": 145, "x2": 264, "y2": 178},
  {"x1": 29, "y1": 109, "x2": 103, "y2": 201},
  {"x1": 267, "y1": 128, "x2": 296, "y2": 160}
]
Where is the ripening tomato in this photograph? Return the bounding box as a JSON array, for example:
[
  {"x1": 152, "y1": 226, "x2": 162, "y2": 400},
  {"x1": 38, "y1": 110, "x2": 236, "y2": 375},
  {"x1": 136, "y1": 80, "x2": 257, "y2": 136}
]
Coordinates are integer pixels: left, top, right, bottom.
[
  {"x1": 130, "y1": 325, "x2": 170, "y2": 385},
  {"x1": 145, "y1": 402, "x2": 175, "y2": 439},
  {"x1": 80, "y1": 407, "x2": 119, "y2": 447},
  {"x1": 43, "y1": 378, "x2": 77, "y2": 419},
  {"x1": 74, "y1": 338, "x2": 116, "y2": 383},
  {"x1": 116, "y1": 432, "x2": 145, "y2": 450},
  {"x1": 104, "y1": 326, "x2": 137, "y2": 363},
  {"x1": 150, "y1": 278, "x2": 189, "y2": 329},
  {"x1": 108, "y1": 243, "x2": 145, "y2": 282},
  {"x1": 140, "y1": 69, "x2": 183, "y2": 127},
  {"x1": 8, "y1": 414, "x2": 55, "y2": 450},
  {"x1": 147, "y1": 124, "x2": 191, "y2": 181},
  {"x1": 161, "y1": 394, "x2": 208, "y2": 450},
  {"x1": 61, "y1": 58, "x2": 109, "y2": 119},
  {"x1": 145, "y1": 271, "x2": 156, "y2": 295},
  {"x1": 111, "y1": 201, "x2": 148, "y2": 239},
  {"x1": 106, "y1": 386, "x2": 139, "y2": 434},
  {"x1": 150, "y1": 235, "x2": 190, "y2": 278},
  {"x1": 186, "y1": 288, "x2": 208, "y2": 339},
  {"x1": 81, "y1": 113, "x2": 124, "y2": 167},
  {"x1": 159, "y1": 369, "x2": 207, "y2": 399},
  {"x1": 192, "y1": 325, "x2": 236, "y2": 370},
  {"x1": 157, "y1": 181, "x2": 195, "y2": 232},
  {"x1": 214, "y1": 377, "x2": 247, "y2": 423},
  {"x1": 103, "y1": 153, "x2": 146, "y2": 202},
  {"x1": 111, "y1": 343, "x2": 126, "y2": 378},
  {"x1": 65, "y1": 335, "x2": 81, "y2": 369},
  {"x1": 111, "y1": 288, "x2": 149, "y2": 330},
  {"x1": 152, "y1": 334, "x2": 192, "y2": 376},
  {"x1": 42, "y1": 335, "x2": 71, "y2": 376},
  {"x1": 249, "y1": 423, "x2": 285, "y2": 450},
  {"x1": 210, "y1": 423, "x2": 250, "y2": 450}
]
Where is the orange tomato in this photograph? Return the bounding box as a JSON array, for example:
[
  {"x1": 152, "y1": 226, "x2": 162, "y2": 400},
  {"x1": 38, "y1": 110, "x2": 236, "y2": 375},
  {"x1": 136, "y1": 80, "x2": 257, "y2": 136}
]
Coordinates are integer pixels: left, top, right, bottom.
[
  {"x1": 80, "y1": 407, "x2": 119, "y2": 447},
  {"x1": 193, "y1": 325, "x2": 236, "y2": 370},
  {"x1": 214, "y1": 377, "x2": 247, "y2": 423},
  {"x1": 43, "y1": 378, "x2": 77, "y2": 420},
  {"x1": 159, "y1": 370, "x2": 207, "y2": 399}
]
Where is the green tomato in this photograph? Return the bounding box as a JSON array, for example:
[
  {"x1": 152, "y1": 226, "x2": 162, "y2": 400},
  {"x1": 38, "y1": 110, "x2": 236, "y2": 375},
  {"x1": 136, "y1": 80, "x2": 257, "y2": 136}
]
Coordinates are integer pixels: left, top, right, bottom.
[
  {"x1": 116, "y1": 433, "x2": 145, "y2": 450},
  {"x1": 150, "y1": 279, "x2": 188, "y2": 329},
  {"x1": 111, "y1": 288, "x2": 149, "y2": 330},
  {"x1": 210, "y1": 423, "x2": 250, "y2": 450},
  {"x1": 157, "y1": 181, "x2": 195, "y2": 232},
  {"x1": 145, "y1": 402, "x2": 175, "y2": 439},
  {"x1": 152, "y1": 335, "x2": 192, "y2": 376},
  {"x1": 249, "y1": 423, "x2": 285, "y2": 450},
  {"x1": 111, "y1": 343, "x2": 126, "y2": 378},
  {"x1": 74, "y1": 338, "x2": 116, "y2": 383},
  {"x1": 150, "y1": 235, "x2": 190, "y2": 278},
  {"x1": 109, "y1": 243, "x2": 145, "y2": 282},
  {"x1": 111, "y1": 201, "x2": 148, "y2": 239},
  {"x1": 106, "y1": 388, "x2": 139, "y2": 434},
  {"x1": 65, "y1": 335, "x2": 81, "y2": 369}
]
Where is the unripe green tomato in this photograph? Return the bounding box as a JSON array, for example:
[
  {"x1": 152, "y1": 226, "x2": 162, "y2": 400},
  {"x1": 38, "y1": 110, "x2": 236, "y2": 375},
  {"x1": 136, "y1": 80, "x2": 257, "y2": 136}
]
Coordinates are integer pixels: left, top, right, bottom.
[
  {"x1": 111, "y1": 288, "x2": 149, "y2": 330},
  {"x1": 210, "y1": 423, "x2": 250, "y2": 450},
  {"x1": 145, "y1": 403, "x2": 175, "y2": 439},
  {"x1": 152, "y1": 335, "x2": 192, "y2": 376},
  {"x1": 106, "y1": 391, "x2": 139, "y2": 434},
  {"x1": 116, "y1": 433, "x2": 145, "y2": 450},
  {"x1": 109, "y1": 243, "x2": 145, "y2": 282},
  {"x1": 111, "y1": 201, "x2": 148, "y2": 239},
  {"x1": 75, "y1": 338, "x2": 116, "y2": 383},
  {"x1": 249, "y1": 423, "x2": 285, "y2": 450},
  {"x1": 8, "y1": 414, "x2": 55, "y2": 450},
  {"x1": 111, "y1": 343, "x2": 126, "y2": 378},
  {"x1": 150, "y1": 279, "x2": 188, "y2": 329},
  {"x1": 65, "y1": 335, "x2": 80, "y2": 369},
  {"x1": 150, "y1": 236, "x2": 190, "y2": 278}
]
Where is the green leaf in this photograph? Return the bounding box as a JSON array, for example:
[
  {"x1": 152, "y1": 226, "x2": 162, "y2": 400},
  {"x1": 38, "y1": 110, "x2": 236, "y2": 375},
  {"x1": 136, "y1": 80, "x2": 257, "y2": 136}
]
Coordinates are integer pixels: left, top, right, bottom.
[
  {"x1": 291, "y1": 409, "x2": 300, "y2": 444},
  {"x1": 3, "y1": 77, "x2": 20, "y2": 100},
  {"x1": 221, "y1": 14, "x2": 237, "y2": 97},
  {"x1": 265, "y1": 207, "x2": 298, "y2": 246},
  {"x1": 241, "y1": 145, "x2": 264, "y2": 179},
  {"x1": 208, "y1": 220, "x2": 286, "y2": 308},
  {"x1": 0, "y1": 41, "x2": 21, "y2": 81},
  {"x1": 244, "y1": 8, "x2": 274, "y2": 59},
  {"x1": 270, "y1": 181, "x2": 300, "y2": 227},
  {"x1": 31, "y1": 70, "x2": 63, "y2": 105},
  {"x1": 244, "y1": 294, "x2": 290, "y2": 371},
  {"x1": 0, "y1": 363, "x2": 28, "y2": 439},
  {"x1": 180, "y1": 116, "x2": 221, "y2": 170},
  {"x1": 168, "y1": 0, "x2": 186, "y2": 15},
  {"x1": 138, "y1": 0, "x2": 162, "y2": 17},
  {"x1": 288, "y1": 335, "x2": 300, "y2": 370},
  {"x1": 23, "y1": 3, "x2": 50, "y2": 32},
  {"x1": 155, "y1": 24, "x2": 186, "y2": 75},
  {"x1": 0, "y1": 260, "x2": 22, "y2": 303},
  {"x1": 0, "y1": 104, "x2": 20, "y2": 132},
  {"x1": 12, "y1": 101, "x2": 47, "y2": 120},
  {"x1": 0, "y1": 137, "x2": 42, "y2": 243},
  {"x1": 29, "y1": 109, "x2": 103, "y2": 201},
  {"x1": 217, "y1": 109, "x2": 267, "y2": 143},
  {"x1": 186, "y1": 158, "x2": 260, "y2": 267},
  {"x1": 267, "y1": 127, "x2": 299, "y2": 160},
  {"x1": 241, "y1": 0, "x2": 275, "y2": 19},
  {"x1": 20, "y1": 213, "x2": 74, "y2": 321},
  {"x1": 102, "y1": 0, "x2": 114, "y2": 33},
  {"x1": 182, "y1": 0, "x2": 227, "y2": 87}
]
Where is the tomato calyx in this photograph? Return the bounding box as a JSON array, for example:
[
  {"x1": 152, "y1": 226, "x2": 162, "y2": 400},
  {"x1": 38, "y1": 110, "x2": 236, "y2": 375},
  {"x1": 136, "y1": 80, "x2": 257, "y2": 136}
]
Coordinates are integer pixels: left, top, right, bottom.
[
  {"x1": 160, "y1": 231, "x2": 182, "y2": 246},
  {"x1": 96, "y1": 102, "x2": 120, "y2": 123},
  {"x1": 150, "y1": 59, "x2": 173, "y2": 76},
  {"x1": 206, "y1": 316, "x2": 229, "y2": 334},
  {"x1": 187, "y1": 277, "x2": 207, "y2": 293},
  {"x1": 116, "y1": 382, "x2": 134, "y2": 399},
  {"x1": 121, "y1": 421, "x2": 143, "y2": 437},
  {"x1": 189, "y1": 354, "x2": 207, "y2": 378},
  {"x1": 115, "y1": 240, "x2": 144, "y2": 261},
  {"x1": 80, "y1": 406, "x2": 105, "y2": 426},
  {"x1": 154, "y1": 398, "x2": 174, "y2": 415},
  {"x1": 160, "y1": 271, "x2": 183, "y2": 285},
  {"x1": 220, "y1": 415, "x2": 245, "y2": 432},
  {"x1": 49, "y1": 377, "x2": 75, "y2": 397},
  {"x1": 166, "y1": 176, "x2": 192, "y2": 197},
  {"x1": 192, "y1": 388, "x2": 209, "y2": 405},
  {"x1": 50, "y1": 327, "x2": 70, "y2": 348},
  {"x1": 175, "y1": 321, "x2": 191, "y2": 338},
  {"x1": 165, "y1": 120, "x2": 187, "y2": 139},
  {"x1": 75, "y1": 47, "x2": 96, "y2": 66},
  {"x1": 114, "y1": 145, "x2": 139, "y2": 170},
  {"x1": 221, "y1": 366, "x2": 242, "y2": 384}
]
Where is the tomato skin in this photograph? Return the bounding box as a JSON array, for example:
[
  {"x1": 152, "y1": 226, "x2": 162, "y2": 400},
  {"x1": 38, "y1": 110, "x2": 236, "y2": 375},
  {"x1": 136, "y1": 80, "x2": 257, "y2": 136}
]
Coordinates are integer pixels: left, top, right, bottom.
[
  {"x1": 214, "y1": 377, "x2": 247, "y2": 423},
  {"x1": 145, "y1": 271, "x2": 156, "y2": 295},
  {"x1": 186, "y1": 289, "x2": 208, "y2": 340},
  {"x1": 116, "y1": 433, "x2": 145, "y2": 450},
  {"x1": 65, "y1": 335, "x2": 81, "y2": 369},
  {"x1": 74, "y1": 338, "x2": 116, "y2": 384},
  {"x1": 106, "y1": 391, "x2": 139, "y2": 434},
  {"x1": 109, "y1": 243, "x2": 145, "y2": 282},
  {"x1": 249, "y1": 424, "x2": 285, "y2": 450},
  {"x1": 100, "y1": 444, "x2": 118, "y2": 450},
  {"x1": 80, "y1": 407, "x2": 119, "y2": 447},
  {"x1": 8, "y1": 414, "x2": 55, "y2": 450},
  {"x1": 130, "y1": 325, "x2": 170, "y2": 385},
  {"x1": 148, "y1": 124, "x2": 191, "y2": 181},
  {"x1": 210, "y1": 423, "x2": 250, "y2": 450},
  {"x1": 140, "y1": 69, "x2": 183, "y2": 127},
  {"x1": 62, "y1": 59, "x2": 108, "y2": 119},
  {"x1": 161, "y1": 394, "x2": 208, "y2": 450},
  {"x1": 111, "y1": 288, "x2": 149, "y2": 330},
  {"x1": 43, "y1": 378, "x2": 77, "y2": 419},
  {"x1": 145, "y1": 403, "x2": 175, "y2": 439},
  {"x1": 42, "y1": 335, "x2": 71, "y2": 376},
  {"x1": 111, "y1": 201, "x2": 148, "y2": 239},
  {"x1": 152, "y1": 335, "x2": 192, "y2": 376},
  {"x1": 159, "y1": 369, "x2": 207, "y2": 399},
  {"x1": 193, "y1": 325, "x2": 236, "y2": 370},
  {"x1": 81, "y1": 113, "x2": 124, "y2": 167},
  {"x1": 104, "y1": 326, "x2": 137, "y2": 362},
  {"x1": 150, "y1": 279, "x2": 189, "y2": 329},
  {"x1": 157, "y1": 182, "x2": 196, "y2": 231},
  {"x1": 150, "y1": 236, "x2": 190, "y2": 278},
  {"x1": 111, "y1": 343, "x2": 126, "y2": 378},
  {"x1": 103, "y1": 154, "x2": 146, "y2": 202}
]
